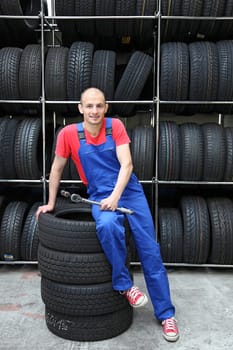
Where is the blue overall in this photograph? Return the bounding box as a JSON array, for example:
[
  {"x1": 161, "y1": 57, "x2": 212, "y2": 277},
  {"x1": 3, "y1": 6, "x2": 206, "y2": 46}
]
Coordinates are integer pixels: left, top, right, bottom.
[{"x1": 77, "y1": 118, "x2": 175, "y2": 321}]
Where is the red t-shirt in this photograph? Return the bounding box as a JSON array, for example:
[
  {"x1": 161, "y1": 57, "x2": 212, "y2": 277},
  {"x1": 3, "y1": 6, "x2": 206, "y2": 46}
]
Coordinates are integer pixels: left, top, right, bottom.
[{"x1": 55, "y1": 118, "x2": 130, "y2": 185}]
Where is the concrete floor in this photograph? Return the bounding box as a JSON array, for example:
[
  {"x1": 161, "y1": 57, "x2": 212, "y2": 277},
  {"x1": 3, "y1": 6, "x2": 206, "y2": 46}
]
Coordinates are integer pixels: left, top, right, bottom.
[{"x1": 0, "y1": 264, "x2": 232, "y2": 350}]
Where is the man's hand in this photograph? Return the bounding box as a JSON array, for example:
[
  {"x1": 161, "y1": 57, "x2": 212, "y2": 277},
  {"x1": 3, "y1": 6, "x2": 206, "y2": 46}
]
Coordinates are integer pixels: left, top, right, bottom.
[
  {"x1": 36, "y1": 204, "x2": 54, "y2": 221},
  {"x1": 100, "y1": 196, "x2": 119, "y2": 212}
]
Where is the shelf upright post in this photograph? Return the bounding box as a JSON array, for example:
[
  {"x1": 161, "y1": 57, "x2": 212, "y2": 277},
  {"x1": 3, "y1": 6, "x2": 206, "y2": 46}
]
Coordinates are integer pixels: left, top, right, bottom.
[
  {"x1": 40, "y1": 0, "x2": 46, "y2": 203},
  {"x1": 154, "y1": 0, "x2": 161, "y2": 240}
]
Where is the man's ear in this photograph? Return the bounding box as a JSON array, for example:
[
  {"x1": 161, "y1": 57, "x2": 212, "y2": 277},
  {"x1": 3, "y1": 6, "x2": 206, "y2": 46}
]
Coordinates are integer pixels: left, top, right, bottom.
[
  {"x1": 105, "y1": 103, "x2": 109, "y2": 113},
  {"x1": 78, "y1": 103, "x2": 83, "y2": 114}
]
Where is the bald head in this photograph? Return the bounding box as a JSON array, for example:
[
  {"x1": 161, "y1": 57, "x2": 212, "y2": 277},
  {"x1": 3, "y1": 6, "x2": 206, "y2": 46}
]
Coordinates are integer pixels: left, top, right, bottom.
[{"x1": 80, "y1": 88, "x2": 106, "y2": 104}]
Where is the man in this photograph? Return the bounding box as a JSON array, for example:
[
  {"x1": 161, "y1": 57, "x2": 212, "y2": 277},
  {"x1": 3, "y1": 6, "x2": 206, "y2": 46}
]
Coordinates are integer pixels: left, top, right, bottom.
[{"x1": 36, "y1": 87, "x2": 179, "y2": 342}]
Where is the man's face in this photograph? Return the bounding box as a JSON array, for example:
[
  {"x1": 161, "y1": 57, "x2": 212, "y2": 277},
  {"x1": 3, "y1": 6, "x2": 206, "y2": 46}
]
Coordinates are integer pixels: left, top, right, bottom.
[{"x1": 78, "y1": 90, "x2": 108, "y2": 127}]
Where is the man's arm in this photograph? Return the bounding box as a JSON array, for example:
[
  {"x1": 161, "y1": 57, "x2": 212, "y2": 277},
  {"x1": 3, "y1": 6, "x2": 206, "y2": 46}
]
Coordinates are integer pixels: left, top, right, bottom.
[
  {"x1": 36, "y1": 155, "x2": 68, "y2": 220},
  {"x1": 100, "y1": 143, "x2": 133, "y2": 211}
]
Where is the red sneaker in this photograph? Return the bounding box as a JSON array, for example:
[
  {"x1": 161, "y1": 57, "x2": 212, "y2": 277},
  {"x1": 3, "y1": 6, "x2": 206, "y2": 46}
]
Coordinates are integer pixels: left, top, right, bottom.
[
  {"x1": 122, "y1": 286, "x2": 148, "y2": 308},
  {"x1": 161, "y1": 317, "x2": 179, "y2": 342}
]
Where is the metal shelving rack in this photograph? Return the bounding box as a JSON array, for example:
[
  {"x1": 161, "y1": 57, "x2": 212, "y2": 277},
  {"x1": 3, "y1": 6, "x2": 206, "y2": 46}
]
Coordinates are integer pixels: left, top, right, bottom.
[
  {"x1": 155, "y1": 1, "x2": 233, "y2": 268},
  {"x1": 1, "y1": 0, "x2": 233, "y2": 267}
]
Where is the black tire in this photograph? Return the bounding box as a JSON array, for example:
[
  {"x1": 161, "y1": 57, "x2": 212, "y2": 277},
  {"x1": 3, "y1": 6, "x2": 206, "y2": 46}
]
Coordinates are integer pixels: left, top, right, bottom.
[
  {"x1": 197, "y1": 0, "x2": 225, "y2": 40},
  {"x1": 180, "y1": 123, "x2": 204, "y2": 181},
  {"x1": 45, "y1": 305, "x2": 133, "y2": 341},
  {"x1": 45, "y1": 47, "x2": 69, "y2": 114},
  {"x1": 0, "y1": 118, "x2": 9, "y2": 178},
  {"x1": 181, "y1": 196, "x2": 210, "y2": 264},
  {"x1": 134, "y1": 0, "x2": 156, "y2": 48},
  {"x1": 20, "y1": 202, "x2": 42, "y2": 261},
  {"x1": 19, "y1": 44, "x2": 42, "y2": 100},
  {"x1": 158, "y1": 208, "x2": 183, "y2": 263},
  {"x1": 67, "y1": 41, "x2": 94, "y2": 101},
  {"x1": 0, "y1": 0, "x2": 41, "y2": 30},
  {"x1": 207, "y1": 197, "x2": 233, "y2": 265},
  {"x1": 91, "y1": 50, "x2": 116, "y2": 101},
  {"x1": 158, "y1": 121, "x2": 181, "y2": 180},
  {"x1": 45, "y1": 47, "x2": 69, "y2": 102},
  {"x1": 178, "y1": 0, "x2": 203, "y2": 41},
  {"x1": 41, "y1": 278, "x2": 128, "y2": 316},
  {"x1": 160, "y1": 42, "x2": 189, "y2": 101},
  {"x1": 202, "y1": 123, "x2": 226, "y2": 182},
  {"x1": 38, "y1": 209, "x2": 102, "y2": 253},
  {"x1": 1, "y1": 118, "x2": 19, "y2": 179},
  {"x1": 115, "y1": 0, "x2": 136, "y2": 37},
  {"x1": 75, "y1": 0, "x2": 96, "y2": 38},
  {"x1": 216, "y1": 40, "x2": 233, "y2": 113},
  {"x1": 0, "y1": 47, "x2": 22, "y2": 99},
  {"x1": 161, "y1": 0, "x2": 181, "y2": 41},
  {"x1": 38, "y1": 243, "x2": 111, "y2": 284},
  {"x1": 54, "y1": 196, "x2": 91, "y2": 212},
  {"x1": 114, "y1": 51, "x2": 153, "y2": 116},
  {"x1": 14, "y1": 118, "x2": 43, "y2": 179},
  {"x1": 224, "y1": 127, "x2": 233, "y2": 181},
  {"x1": 95, "y1": 0, "x2": 115, "y2": 38},
  {"x1": 189, "y1": 41, "x2": 219, "y2": 113},
  {"x1": 130, "y1": 125, "x2": 155, "y2": 180},
  {"x1": 0, "y1": 201, "x2": 29, "y2": 260},
  {"x1": 55, "y1": 0, "x2": 76, "y2": 46}
]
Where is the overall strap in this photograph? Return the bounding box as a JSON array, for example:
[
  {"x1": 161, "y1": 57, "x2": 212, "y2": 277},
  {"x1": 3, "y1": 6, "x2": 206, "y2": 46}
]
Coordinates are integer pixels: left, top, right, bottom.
[
  {"x1": 77, "y1": 122, "x2": 85, "y2": 140},
  {"x1": 76, "y1": 118, "x2": 112, "y2": 140}
]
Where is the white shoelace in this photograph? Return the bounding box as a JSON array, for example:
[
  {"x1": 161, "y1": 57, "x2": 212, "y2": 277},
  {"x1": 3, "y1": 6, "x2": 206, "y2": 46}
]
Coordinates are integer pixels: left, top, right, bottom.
[{"x1": 127, "y1": 286, "x2": 141, "y2": 301}]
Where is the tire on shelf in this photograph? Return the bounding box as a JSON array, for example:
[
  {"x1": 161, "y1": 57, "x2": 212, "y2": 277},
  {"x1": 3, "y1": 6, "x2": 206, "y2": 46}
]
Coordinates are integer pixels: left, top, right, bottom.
[
  {"x1": 115, "y1": 0, "x2": 136, "y2": 38},
  {"x1": 158, "y1": 207, "x2": 183, "y2": 263},
  {"x1": 14, "y1": 118, "x2": 45, "y2": 179},
  {"x1": 114, "y1": 51, "x2": 153, "y2": 117},
  {"x1": 180, "y1": 123, "x2": 204, "y2": 181},
  {"x1": 178, "y1": 0, "x2": 203, "y2": 41},
  {"x1": 67, "y1": 41, "x2": 94, "y2": 101},
  {"x1": 216, "y1": 40, "x2": 233, "y2": 113},
  {"x1": 0, "y1": 0, "x2": 41, "y2": 30},
  {"x1": 188, "y1": 41, "x2": 219, "y2": 113},
  {"x1": 1, "y1": 118, "x2": 19, "y2": 179},
  {"x1": 207, "y1": 197, "x2": 233, "y2": 265},
  {"x1": 20, "y1": 202, "x2": 42, "y2": 261},
  {"x1": 75, "y1": 0, "x2": 96, "y2": 38},
  {"x1": 0, "y1": 201, "x2": 29, "y2": 261},
  {"x1": 202, "y1": 123, "x2": 226, "y2": 182},
  {"x1": 0, "y1": 47, "x2": 23, "y2": 114},
  {"x1": 224, "y1": 127, "x2": 233, "y2": 181},
  {"x1": 134, "y1": 0, "x2": 157, "y2": 49},
  {"x1": 55, "y1": 0, "x2": 76, "y2": 46},
  {"x1": 130, "y1": 125, "x2": 155, "y2": 180},
  {"x1": 180, "y1": 196, "x2": 210, "y2": 264},
  {"x1": 95, "y1": 0, "x2": 115, "y2": 38},
  {"x1": 45, "y1": 46, "x2": 69, "y2": 114},
  {"x1": 91, "y1": 50, "x2": 116, "y2": 102},
  {"x1": 19, "y1": 44, "x2": 42, "y2": 100},
  {"x1": 158, "y1": 121, "x2": 181, "y2": 180},
  {"x1": 160, "y1": 42, "x2": 189, "y2": 114}
]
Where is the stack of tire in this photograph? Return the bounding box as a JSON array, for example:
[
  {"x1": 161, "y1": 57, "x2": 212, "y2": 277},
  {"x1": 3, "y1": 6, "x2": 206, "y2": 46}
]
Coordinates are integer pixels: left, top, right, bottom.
[
  {"x1": 158, "y1": 195, "x2": 233, "y2": 265},
  {"x1": 0, "y1": 199, "x2": 42, "y2": 261},
  {"x1": 0, "y1": 117, "x2": 53, "y2": 179},
  {"x1": 158, "y1": 121, "x2": 233, "y2": 182},
  {"x1": 0, "y1": 0, "x2": 42, "y2": 48},
  {"x1": 38, "y1": 205, "x2": 133, "y2": 341},
  {"x1": 55, "y1": 0, "x2": 156, "y2": 49}
]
